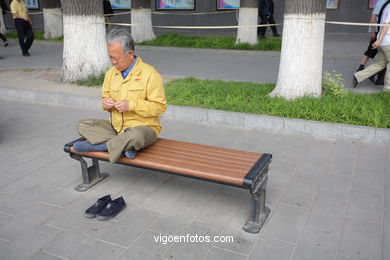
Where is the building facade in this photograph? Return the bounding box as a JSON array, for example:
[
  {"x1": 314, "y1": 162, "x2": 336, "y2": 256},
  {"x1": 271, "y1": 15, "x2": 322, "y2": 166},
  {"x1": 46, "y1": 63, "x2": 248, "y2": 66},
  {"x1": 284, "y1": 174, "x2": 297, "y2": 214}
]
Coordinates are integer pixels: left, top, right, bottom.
[{"x1": 1, "y1": 0, "x2": 378, "y2": 35}]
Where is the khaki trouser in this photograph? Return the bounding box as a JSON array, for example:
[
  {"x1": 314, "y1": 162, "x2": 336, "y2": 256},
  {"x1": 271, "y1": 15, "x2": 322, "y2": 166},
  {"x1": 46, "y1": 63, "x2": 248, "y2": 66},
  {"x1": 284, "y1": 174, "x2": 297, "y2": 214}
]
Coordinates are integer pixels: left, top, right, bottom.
[
  {"x1": 355, "y1": 44, "x2": 390, "y2": 91},
  {"x1": 76, "y1": 119, "x2": 157, "y2": 163}
]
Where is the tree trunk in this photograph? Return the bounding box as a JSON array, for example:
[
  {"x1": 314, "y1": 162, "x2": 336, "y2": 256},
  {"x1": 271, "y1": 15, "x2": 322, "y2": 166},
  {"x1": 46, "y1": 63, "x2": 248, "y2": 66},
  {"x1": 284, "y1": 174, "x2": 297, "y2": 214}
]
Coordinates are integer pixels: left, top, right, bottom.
[
  {"x1": 0, "y1": 6, "x2": 6, "y2": 34},
  {"x1": 61, "y1": 0, "x2": 110, "y2": 82},
  {"x1": 42, "y1": 0, "x2": 63, "y2": 39},
  {"x1": 236, "y1": 0, "x2": 258, "y2": 45},
  {"x1": 131, "y1": 0, "x2": 156, "y2": 43},
  {"x1": 270, "y1": 0, "x2": 326, "y2": 100}
]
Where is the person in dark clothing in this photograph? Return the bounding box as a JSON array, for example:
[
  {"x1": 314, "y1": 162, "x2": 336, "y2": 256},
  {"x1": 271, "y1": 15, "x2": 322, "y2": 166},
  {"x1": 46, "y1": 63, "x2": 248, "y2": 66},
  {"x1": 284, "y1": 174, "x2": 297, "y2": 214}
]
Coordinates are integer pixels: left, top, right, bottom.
[
  {"x1": 103, "y1": 0, "x2": 114, "y2": 31},
  {"x1": 258, "y1": 0, "x2": 280, "y2": 38},
  {"x1": 0, "y1": 32, "x2": 8, "y2": 46},
  {"x1": 0, "y1": 0, "x2": 9, "y2": 47},
  {"x1": 10, "y1": 0, "x2": 34, "y2": 56}
]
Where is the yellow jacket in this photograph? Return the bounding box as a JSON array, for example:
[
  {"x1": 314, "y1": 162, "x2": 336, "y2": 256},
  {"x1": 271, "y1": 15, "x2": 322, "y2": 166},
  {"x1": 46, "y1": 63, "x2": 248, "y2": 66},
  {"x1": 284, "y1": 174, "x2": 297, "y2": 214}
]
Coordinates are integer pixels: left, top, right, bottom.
[{"x1": 102, "y1": 57, "x2": 167, "y2": 135}]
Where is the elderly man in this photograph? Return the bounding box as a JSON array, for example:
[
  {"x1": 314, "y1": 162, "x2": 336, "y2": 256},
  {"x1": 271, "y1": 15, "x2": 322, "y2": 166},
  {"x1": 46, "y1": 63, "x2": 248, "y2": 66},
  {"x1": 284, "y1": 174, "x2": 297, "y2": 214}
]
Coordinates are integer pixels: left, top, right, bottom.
[
  {"x1": 73, "y1": 28, "x2": 167, "y2": 163},
  {"x1": 10, "y1": 0, "x2": 34, "y2": 56}
]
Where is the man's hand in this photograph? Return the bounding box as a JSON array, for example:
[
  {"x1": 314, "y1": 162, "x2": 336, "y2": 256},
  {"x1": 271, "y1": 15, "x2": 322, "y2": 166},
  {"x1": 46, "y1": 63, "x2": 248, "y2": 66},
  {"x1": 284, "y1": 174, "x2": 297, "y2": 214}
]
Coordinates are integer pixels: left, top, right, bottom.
[
  {"x1": 372, "y1": 40, "x2": 382, "y2": 49},
  {"x1": 114, "y1": 100, "x2": 129, "y2": 113},
  {"x1": 103, "y1": 97, "x2": 115, "y2": 110}
]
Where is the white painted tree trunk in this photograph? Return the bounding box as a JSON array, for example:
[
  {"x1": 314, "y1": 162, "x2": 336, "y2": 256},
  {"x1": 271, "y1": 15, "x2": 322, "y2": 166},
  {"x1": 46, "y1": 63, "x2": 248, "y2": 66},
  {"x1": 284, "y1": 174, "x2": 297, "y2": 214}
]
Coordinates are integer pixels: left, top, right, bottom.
[
  {"x1": 0, "y1": 7, "x2": 6, "y2": 34},
  {"x1": 236, "y1": 8, "x2": 258, "y2": 45},
  {"x1": 43, "y1": 8, "x2": 63, "y2": 39},
  {"x1": 62, "y1": 15, "x2": 110, "y2": 82},
  {"x1": 131, "y1": 9, "x2": 155, "y2": 43},
  {"x1": 270, "y1": 14, "x2": 325, "y2": 99}
]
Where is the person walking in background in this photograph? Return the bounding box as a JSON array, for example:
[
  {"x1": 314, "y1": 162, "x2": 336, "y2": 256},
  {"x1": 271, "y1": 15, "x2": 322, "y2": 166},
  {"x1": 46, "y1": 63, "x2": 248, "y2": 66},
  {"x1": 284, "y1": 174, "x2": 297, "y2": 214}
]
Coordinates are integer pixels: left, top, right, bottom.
[
  {"x1": 356, "y1": 0, "x2": 387, "y2": 85},
  {"x1": 10, "y1": 0, "x2": 34, "y2": 56},
  {"x1": 353, "y1": 1, "x2": 390, "y2": 91},
  {"x1": 103, "y1": 0, "x2": 113, "y2": 31},
  {"x1": 258, "y1": 0, "x2": 280, "y2": 38},
  {"x1": 0, "y1": 32, "x2": 8, "y2": 47}
]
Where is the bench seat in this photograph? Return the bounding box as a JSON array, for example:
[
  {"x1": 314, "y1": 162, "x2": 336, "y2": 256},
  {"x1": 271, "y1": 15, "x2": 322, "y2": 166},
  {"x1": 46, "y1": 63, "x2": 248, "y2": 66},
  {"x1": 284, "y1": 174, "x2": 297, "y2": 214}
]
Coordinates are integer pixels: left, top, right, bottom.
[{"x1": 64, "y1": 137, "x2": 272, "y2": 233}]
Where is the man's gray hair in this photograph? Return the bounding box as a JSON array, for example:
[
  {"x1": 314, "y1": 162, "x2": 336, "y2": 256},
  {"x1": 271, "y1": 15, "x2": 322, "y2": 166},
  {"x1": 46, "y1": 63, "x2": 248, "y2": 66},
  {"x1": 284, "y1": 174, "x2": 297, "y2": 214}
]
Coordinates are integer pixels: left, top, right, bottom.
[{"x1": 107, "y1": 28, "x2": 135, "y2": 54}]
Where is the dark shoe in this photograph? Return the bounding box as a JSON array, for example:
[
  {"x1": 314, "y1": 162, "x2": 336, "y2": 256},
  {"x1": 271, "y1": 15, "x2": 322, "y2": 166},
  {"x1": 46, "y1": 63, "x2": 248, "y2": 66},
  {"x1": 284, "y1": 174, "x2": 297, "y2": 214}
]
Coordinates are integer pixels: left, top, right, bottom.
[
  {"x1": 85, "y1": 195, "x2": 112, "y2": 218},
  {"x1": 96, "y1": 196, "x2": 126, "y2": 221},
  {"x1": 22, "y1": 51, "x2": 30, "y2": 57},
  {"x1": 273, "y1": 34, "x2": 281, "y2": 37},
  {"x1": 375, "y1": 77, "x2": 384, "y2": 85},
  {"x1": 369, "y1": 75, "x2": 376, "y2": 84},
  {"x1": 4, "y1": 40, "x2": 8, "y2": 47},
  {"x1": 352, "y1": 76, "x2": 358, "y2": 88}
]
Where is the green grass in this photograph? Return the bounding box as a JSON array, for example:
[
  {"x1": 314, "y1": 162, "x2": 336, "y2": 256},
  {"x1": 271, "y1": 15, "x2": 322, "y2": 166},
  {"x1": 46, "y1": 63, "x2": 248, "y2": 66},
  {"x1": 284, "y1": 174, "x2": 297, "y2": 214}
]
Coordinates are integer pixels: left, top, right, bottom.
[
  {"x1": 165, "y1": 78, "x2": 390, "y2": 128},
  {"x1": 139, "y1": 31, "x2": 281, "y2": 51},
  {"x1": 74, "y1": 74, "x2": 105, "y2": 87},
  {"x1": 5, "y1": 30, "x2": 63, "y2": 41},
  {"x1": 73, "y1": 75, "x2": 390, "y2": 128}
]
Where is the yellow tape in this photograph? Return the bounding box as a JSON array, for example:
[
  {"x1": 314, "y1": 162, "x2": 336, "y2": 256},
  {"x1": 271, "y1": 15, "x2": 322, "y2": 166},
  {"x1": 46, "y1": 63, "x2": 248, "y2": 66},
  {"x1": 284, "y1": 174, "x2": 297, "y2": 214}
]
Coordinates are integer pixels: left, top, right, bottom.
[
  {"x1": 326, "y1": 20, "x2": 390, "y2": 27},
  {"x1": 105, "y1": 22, "x2": 281, "y2": 29}
]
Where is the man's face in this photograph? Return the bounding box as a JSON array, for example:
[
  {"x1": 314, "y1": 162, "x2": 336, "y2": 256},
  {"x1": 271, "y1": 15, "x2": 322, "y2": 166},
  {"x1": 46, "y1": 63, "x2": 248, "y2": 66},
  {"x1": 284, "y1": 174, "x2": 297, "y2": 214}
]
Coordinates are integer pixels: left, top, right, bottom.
[{"x1": 107, "y1": 42, "x2": 134, "y2": 72}]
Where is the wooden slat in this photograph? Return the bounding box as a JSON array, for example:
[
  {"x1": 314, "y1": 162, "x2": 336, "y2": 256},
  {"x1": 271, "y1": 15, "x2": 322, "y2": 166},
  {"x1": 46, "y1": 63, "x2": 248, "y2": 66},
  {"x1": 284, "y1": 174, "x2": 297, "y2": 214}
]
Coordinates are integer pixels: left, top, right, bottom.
[{"x1": 69, "y1": 138, "x2": 263, "y2": 186}]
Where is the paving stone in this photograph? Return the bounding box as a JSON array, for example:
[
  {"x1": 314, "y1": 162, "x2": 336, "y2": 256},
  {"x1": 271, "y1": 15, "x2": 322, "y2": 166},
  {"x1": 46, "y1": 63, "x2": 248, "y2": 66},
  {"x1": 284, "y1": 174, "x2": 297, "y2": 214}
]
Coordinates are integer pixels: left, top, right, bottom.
[
  {"x1": 196, "y1": 192, "x2": 245, "y2": 229},
  {"x1": 383, "y1": 210, "x2": 390, "y2": 260},
  {"x1": 318, "y1": 174, "x2": 352, "y2": 201},
  {"x1": 306, "y1": 197, "x2": 347, "y2": 232},
  {"x1": 45, "y1": 197, "x2": 92, "y2": 230},
  {"x1": 163, "y1": 221, "x2": 224, "y2": 260},
  {"x1": 98, "y1": 207, "x2": 160, "y2": 247},
  {"x1": 279, "y1": 177, "x2": 319, "y2": 209},
  {"x1": 248, "y1": 237, "x2": 295, "y2": 260},
  {"x1": 149, "y1": 215, "x2": 192, "y2": 236},
  {"x1": 326, "y1": 159, "x2": 355, "y2": 177},
  {"x1": 0, "y1": 224, "x2": 65, "y2": 259},
  {"x1": 72, "y1": 239, "x2": 125, "y2": 260},
  {"x1": 293, "y1": 161, "x2": 326, "y2": 183},
  {"x1": 353, "y1": 168, "x2": 384, "y2": 194},
  {"x1": 203, "y1": 247, "x2": 247, "y2": 260},
  {"x1": 356, "y1": 144, "x2": 387, "y2": 173},
  {"x1": 267, "y1": 164, "x2": 296, "y2": 191},
  {"x1": 346, "y1": 189, "x2": 383, "y2": 223},
  {"x1": 140, "y1": 178, "x2": 189, "y2": 213},
  {"x1": 217, "y1": 205, "x2": 259, "y2": 255},
  {"x1": 292, "y1": 226, "x2": 341, "y2": 260},
  {"x1": 118, "y1": 230, "x2": 172, "y2": 260},
  {"x1": 0, "y1": 203, "x2": 60, "y2": 242},
  {"x1": 262, "y1": 204, "x2": 308, "y2": 243},
  {"x1": 339, "y1": 218, "x2": 382, "y2": 260},
  {"x1": 43, "y1": 219, "x2": 114, "y2": 259}
]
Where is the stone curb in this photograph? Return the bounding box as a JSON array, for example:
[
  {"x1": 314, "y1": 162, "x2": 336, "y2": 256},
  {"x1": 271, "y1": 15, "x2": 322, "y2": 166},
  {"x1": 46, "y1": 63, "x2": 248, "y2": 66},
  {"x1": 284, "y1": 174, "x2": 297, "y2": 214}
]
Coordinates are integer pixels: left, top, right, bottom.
[{"x1": 1, "y1": 85, "x2": 389, "y2": 144}]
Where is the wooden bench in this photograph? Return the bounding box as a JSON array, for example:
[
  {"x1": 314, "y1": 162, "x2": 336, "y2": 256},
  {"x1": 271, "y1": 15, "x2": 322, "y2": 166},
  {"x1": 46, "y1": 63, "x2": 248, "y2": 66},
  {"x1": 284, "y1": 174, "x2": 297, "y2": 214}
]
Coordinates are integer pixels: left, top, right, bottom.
[{"x1": 64, "y1": 138, "x2": 272, "y2": 233}]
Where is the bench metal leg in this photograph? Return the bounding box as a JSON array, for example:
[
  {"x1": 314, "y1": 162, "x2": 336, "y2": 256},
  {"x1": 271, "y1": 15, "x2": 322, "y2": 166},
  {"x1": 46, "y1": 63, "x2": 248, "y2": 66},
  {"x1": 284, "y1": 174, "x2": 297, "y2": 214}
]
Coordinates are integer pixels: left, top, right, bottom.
[
  {"x1": 243, "y1": 167, "x2": 270, "y2": 233},
  {"x1": 70, "y1": 154, "x2": 109, "y2": 192}
]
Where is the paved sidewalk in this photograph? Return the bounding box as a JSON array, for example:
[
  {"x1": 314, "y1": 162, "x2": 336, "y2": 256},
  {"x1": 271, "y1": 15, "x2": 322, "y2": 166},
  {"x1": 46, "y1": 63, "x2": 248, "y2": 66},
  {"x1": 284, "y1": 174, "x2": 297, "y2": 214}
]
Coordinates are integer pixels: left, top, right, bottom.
[{"x1": 0, "y1": 99, "x2": 389, "y2": 260}]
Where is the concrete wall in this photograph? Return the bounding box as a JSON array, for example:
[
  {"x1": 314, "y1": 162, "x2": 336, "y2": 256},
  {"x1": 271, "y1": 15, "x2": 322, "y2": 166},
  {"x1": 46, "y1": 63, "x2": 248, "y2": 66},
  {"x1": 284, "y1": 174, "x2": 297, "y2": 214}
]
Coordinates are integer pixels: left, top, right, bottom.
[{"x1": 1, "y1": 0, "x2": 375, "y2": 35}]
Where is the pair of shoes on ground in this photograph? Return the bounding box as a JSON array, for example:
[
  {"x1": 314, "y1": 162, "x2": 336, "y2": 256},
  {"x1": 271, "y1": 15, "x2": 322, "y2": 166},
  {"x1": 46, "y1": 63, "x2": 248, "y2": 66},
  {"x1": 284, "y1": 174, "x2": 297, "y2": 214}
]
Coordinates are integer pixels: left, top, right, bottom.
[
  {"x1": 22, "y1": 51, "x2": 30, "y2": 57},
  {"x1": 85, "y1": 195, "x2": 126, "y2": 220}
]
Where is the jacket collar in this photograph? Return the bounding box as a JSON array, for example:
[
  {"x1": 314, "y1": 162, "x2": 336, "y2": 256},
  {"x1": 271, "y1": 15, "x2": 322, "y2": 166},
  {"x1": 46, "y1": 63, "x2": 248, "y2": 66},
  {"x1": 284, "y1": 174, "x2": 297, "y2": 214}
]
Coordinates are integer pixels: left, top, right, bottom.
[{"x1": 113, "y1": 56, "x2": 143, "y2": 80}]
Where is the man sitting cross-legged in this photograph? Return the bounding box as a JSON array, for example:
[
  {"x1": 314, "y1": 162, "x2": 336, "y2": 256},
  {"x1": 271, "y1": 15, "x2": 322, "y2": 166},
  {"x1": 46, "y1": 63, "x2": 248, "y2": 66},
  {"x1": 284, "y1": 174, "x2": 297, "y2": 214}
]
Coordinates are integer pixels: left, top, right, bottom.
[{"x1": 73, "y1": 28, "x2": 167, "y2": 163}]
